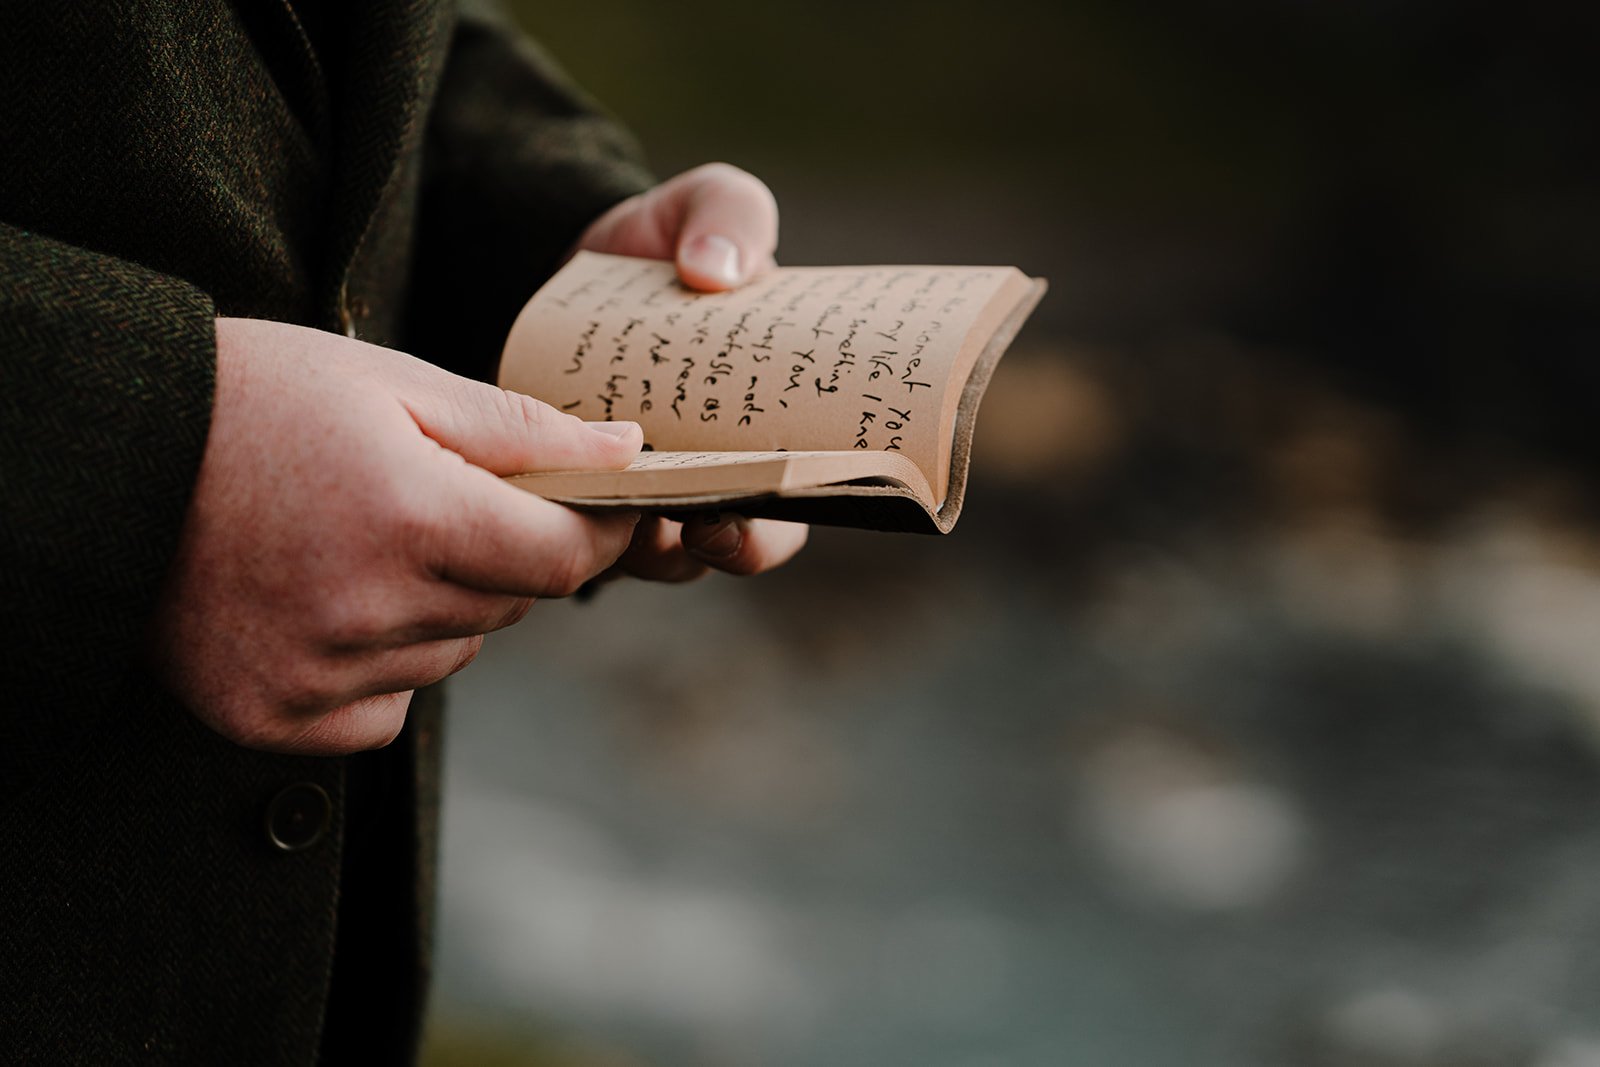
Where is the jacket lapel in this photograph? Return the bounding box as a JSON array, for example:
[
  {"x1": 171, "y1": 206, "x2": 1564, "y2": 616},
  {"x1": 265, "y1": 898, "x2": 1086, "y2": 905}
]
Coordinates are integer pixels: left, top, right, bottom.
[
  {"x1": 234, "y1": 0, "x2": 334, "y2": 147},
  {"x1": 325, "y1": 0, "x2": 451, "y2": 329}
]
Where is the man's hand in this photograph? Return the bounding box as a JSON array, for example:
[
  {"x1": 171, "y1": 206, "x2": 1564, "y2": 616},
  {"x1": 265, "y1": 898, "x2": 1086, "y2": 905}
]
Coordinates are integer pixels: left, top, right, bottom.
[
  {"x1": 147, "y1": 317, "x2": 644, "y2": 755},
  {"x1": 575, "y1": 162, "x2": 808, "y2": 581}
]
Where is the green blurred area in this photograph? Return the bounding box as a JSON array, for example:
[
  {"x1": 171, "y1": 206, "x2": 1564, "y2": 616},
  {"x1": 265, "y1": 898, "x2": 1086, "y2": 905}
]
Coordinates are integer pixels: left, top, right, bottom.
[
  {"x1": 509, "y1": 1, "x2": 1473, "y2": 202},
  {"x1": 508, "y1": 1, "x2": 1595, "y2": 240}
]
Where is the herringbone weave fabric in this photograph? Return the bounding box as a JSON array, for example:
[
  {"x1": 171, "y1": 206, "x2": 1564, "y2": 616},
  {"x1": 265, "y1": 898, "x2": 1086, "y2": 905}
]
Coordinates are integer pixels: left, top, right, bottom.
[{"x1": 0, "y1": 1, "x2": 652, "y2": 1061}]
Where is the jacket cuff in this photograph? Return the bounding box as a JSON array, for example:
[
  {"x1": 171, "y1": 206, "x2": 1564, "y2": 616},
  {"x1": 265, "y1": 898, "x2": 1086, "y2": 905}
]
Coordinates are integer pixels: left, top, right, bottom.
[{"x1": 0, "y1": 224, "x2": 216, "y2": 706}]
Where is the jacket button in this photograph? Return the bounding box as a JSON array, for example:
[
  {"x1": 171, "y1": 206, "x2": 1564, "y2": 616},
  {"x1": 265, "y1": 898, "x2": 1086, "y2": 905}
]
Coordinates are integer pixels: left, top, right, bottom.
[{"x1": 265, "y1": 783, "x2": 332, "y2": 853}]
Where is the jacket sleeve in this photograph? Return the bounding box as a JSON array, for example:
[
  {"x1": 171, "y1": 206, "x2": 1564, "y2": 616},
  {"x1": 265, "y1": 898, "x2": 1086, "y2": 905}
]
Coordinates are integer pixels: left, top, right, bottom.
[
  {"x1": 0, "y1": 222, "x2": 216, "y2": 713},
  {"x1": 407, "y1": 0, "x2": 656, "y2": 382}
]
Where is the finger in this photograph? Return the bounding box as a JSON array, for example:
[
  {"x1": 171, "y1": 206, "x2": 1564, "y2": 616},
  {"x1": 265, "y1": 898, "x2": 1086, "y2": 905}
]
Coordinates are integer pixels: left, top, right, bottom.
[
  {"x1": 284, "y1": 629, "x2": 483, "y2": 754},
  {"x1": 682, "y1": 514, "x2": 809, "y2": 576},
  {"x1": 400, "y1": 367, "x2": 642, "y2": 476},
  {"x1": 613, "y1": 516, "x2": 710, "y2": 583},
  {"x1": 278, "y1": 690, "x2": 415, "y2": 755},
  {"x1": 673, "y1": 164, "x2": 780, "y2": 291},
  {"x1": 388, "y1": 587, "x2": 534, "y2": 644},
  {"x1": 356, "y1": 634, "x2": 485, "y2": 696},
  {"x1": 433, "y1": 466, "x2": 641, "y2": 596},
  {"x1": 318, "y1": 631, "x2": 483, "y2": 699},
  {"x1": 576, "y1": 164, "x2": 781, "y2": 291}
]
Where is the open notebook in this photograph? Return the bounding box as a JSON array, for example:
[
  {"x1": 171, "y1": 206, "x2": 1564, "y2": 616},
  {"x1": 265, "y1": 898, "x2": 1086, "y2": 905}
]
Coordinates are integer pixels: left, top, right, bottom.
[{"x1": 498, "y1": 252, "x2": 1046, "y2": 533}]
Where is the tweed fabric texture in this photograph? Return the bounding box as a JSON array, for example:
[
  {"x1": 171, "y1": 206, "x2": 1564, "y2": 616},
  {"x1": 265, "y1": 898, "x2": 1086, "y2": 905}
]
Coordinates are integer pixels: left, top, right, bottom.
[{"x1": 0, "y1": 0, "x2": 653, "y2": 1061}]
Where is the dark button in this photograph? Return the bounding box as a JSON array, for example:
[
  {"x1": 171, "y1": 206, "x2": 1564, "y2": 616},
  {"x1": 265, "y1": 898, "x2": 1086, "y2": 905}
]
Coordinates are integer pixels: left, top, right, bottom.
[{"x1": 265, "y1": 782, "x2": 332, "y2": 853}]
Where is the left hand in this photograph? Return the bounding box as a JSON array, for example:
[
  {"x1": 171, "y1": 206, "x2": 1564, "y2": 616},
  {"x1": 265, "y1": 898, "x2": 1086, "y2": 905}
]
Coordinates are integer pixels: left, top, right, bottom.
[{"x1": 573, "y1": 162, "x2": 808, "y2": 582}]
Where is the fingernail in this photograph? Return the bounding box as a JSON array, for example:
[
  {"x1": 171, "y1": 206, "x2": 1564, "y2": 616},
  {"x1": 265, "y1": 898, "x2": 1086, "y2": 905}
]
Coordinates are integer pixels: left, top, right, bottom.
[
  {"x1": 690, "y1": 515, "x2": 743, "y2": 560},
  {"x1": 586, "y1": 420, "x2": 639, "y2": 438},
  {"x1": 681, "y1": 234, "x2": 742, "y2": 287}
]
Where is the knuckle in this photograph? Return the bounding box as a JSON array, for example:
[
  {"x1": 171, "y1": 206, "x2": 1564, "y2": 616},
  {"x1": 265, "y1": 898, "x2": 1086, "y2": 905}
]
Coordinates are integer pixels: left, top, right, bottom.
[
  {"x1": 498, "y1": 598, "x2": 535, "y2": 629},
  {"x1": 210, "y1": 684, "x2": 329, "y2": 753},
  {"x1": 449, "y1": 636, "x2": 485, "y2": 676},
  {"x1": 190, "y1": 654, "x2": 414, "y2": 757},
  {"x1": 504, "y1": 387, "x2": 559, "y2": 435},
  {"x1": 543, "y1": 551, "x2": 591, "y2": 598},
  {"x1": 308, "y1": 594, "x2": 382, "y2": 649},
  {"x1": 546, "y1": 525, "x2": 625, "y2": 596},
  {"x1": 277, "y1": 660, "x2": 344, "y2": 717},
  {"x1": 535, "y1": 514, "x2": 635, "y2": 597}
]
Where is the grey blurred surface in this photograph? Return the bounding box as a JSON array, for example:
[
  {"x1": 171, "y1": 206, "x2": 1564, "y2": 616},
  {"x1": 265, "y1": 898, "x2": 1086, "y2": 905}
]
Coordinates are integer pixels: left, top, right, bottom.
[{"x1": 430, "y1": 485, "x2": 1600, "y2": 1066}]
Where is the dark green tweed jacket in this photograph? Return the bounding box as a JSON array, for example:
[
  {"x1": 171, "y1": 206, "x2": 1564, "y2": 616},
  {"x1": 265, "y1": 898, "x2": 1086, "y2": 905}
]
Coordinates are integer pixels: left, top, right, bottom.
[{"x1": 0, "y1": 2, "x2": 651, "y2": 1061}]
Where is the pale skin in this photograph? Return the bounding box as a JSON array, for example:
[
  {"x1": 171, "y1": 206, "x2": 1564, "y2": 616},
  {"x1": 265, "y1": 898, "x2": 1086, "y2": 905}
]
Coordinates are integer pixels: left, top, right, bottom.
[{"x1": 147, "y1": 163, "x2": 807, "y2": 756}]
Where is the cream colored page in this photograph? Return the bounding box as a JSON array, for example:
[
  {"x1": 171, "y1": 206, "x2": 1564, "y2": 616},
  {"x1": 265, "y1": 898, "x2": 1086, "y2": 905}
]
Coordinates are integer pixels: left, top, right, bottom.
[
  {"x1": 591, "y1": 448, "x2": 928, "y2": 496},
  {"x1": 622, "y1": 450, "x2": 800, "y2": 469},
  {"x1": 499, "y1": 252, "x2": 1013, "y2": 489},
  {"x1": 512, "y1": 449, "x2": 929, "y2": 498}
]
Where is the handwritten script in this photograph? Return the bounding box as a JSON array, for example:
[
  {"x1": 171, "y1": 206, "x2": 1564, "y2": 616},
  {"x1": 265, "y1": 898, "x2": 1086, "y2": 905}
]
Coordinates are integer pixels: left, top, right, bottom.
[{"x1": 500, "y1": 253, "x2": 1010, "y2": 485}]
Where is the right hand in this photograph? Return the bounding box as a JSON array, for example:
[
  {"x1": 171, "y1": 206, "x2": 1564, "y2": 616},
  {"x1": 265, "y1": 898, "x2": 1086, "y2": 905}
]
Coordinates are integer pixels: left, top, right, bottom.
[{"x1": 146, "y1": 317, "x2": 643, "y2": 755}]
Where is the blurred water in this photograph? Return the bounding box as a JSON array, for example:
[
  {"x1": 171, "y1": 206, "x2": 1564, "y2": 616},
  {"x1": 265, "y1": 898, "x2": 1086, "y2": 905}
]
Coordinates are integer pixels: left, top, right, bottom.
[{"x1": 430, "y1": 463, "x2": 1600, "y2": 1065}]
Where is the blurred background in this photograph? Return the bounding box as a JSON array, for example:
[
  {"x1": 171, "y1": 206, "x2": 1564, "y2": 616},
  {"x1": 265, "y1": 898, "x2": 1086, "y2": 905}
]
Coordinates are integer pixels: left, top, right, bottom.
[{"x1": 424, "y1": 3, "x2": 1600, "y2": 1064}]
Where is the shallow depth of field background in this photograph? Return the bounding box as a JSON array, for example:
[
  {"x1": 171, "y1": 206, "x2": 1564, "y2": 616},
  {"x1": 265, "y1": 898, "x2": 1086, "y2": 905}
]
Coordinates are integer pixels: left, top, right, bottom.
[{"x1": 423, "y1": 4, "x2": 1600, "y2": 1065}]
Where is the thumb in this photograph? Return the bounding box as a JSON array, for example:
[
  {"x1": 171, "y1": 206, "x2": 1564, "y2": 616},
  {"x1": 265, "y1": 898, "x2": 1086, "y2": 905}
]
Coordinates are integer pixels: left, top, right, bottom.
[
  {"x1": 403, "y1": 373, "x2": 643, "y2": 475},
  {"x1": 671, "y1": 163, "x2": 780, "y2": 291}
]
